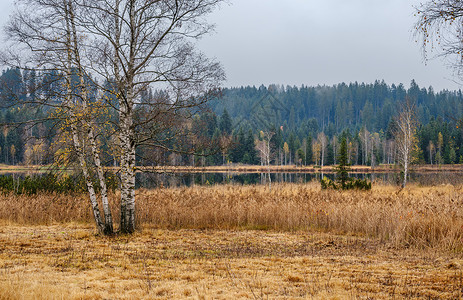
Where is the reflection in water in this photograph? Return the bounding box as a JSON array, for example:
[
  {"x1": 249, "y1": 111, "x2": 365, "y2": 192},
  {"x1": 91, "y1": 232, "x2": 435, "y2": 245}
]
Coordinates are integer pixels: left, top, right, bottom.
[
  {"x1": 135, "y1": 171, "x2": 463, "y2": 189},
  {"x1": 1, "y1": 171, "x2": 462, "y2": 190}
]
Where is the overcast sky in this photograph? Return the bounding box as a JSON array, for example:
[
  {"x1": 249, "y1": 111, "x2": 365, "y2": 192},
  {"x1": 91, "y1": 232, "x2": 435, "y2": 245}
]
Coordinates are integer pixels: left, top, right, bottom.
[{"x1": 0, "y1": 0, "x2": 460, "y2": 91}]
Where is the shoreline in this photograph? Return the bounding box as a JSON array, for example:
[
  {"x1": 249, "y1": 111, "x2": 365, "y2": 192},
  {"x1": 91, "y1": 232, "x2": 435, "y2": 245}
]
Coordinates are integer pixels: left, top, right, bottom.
[{"x1": 0, "y1": 163, "x2": 462, "y2": 174}]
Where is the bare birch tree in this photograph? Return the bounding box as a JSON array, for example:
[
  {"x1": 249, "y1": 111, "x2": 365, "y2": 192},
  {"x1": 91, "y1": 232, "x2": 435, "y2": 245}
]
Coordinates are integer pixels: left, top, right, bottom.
[
  {"x1": 428, "y1": 140, "x2": 436, "y2": 165},
  {"x1": 4, "y1": 0, "x2": 225, "y2": 234},
  {"x1": 317, "y1": 132, "x2": 327, "y2": 167},
  {"x1": 4, "y1": 0, "x2": 114, "y2": 234},
  {"x1": 312, "y1": 140, "x2": 321, "y2": 166},
  {"x1": 257, "y1": 130, "x2": 274, "y2": 190},
  {"x1": 359, "y1": 127, "x2": 370, "y2": 165},
  {"x1": 393, "y1": 99, "x2": 418, "y2": 188}
]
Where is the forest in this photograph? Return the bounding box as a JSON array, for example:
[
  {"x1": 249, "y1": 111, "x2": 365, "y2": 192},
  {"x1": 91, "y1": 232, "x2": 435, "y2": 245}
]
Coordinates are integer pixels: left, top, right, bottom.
[
  {"x1": 0, "y1": 67, "x2": 462, "y2": 168},
  {"x1": 206, "y1": 80, "x2": 463, "y2": 167}
]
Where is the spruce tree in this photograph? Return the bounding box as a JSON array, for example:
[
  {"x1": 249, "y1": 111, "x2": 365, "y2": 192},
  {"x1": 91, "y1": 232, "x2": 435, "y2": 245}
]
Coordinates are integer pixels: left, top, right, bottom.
[
  {"x1": 336, "y1": 137, "x2": 351, "y2": 189},
  {"x1": 219, "y1": 109, "x2": 233, "y2": 135},
  {"x1": 244, "y1": 129, "x2": 258, "y2": 164}
]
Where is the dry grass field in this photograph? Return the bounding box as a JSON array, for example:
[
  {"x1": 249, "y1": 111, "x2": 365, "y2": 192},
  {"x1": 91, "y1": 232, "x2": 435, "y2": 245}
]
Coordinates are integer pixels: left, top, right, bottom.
[{"x1": 1, "y1": 182, "x2": 463, "y2": 298}]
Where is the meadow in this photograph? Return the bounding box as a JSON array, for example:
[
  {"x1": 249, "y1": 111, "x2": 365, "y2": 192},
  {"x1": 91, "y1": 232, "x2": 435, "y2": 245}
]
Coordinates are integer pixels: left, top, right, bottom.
[{"x1": 1, "y1": 182, "x2": 463, "y2": 299}]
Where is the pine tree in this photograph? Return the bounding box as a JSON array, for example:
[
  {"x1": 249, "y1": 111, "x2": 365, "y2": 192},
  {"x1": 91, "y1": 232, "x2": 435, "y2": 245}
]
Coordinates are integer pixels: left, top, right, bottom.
[
  {"x1": 243, "y1": 129, "x2": 257, "y2": 164},
  {"x1": 306, "y1": 134, "x2": 313, "y2": 164},
  {"x1": 336, "y1": 137, "x2": 351, "y2": 189},
  {"x1": 219, "y1": 109, "x2": 233, "y2": 135}
]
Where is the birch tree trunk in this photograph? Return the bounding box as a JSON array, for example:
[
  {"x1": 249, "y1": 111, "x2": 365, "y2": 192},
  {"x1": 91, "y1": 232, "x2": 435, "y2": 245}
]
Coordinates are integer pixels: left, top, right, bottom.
[
  {"x1": 119, "y1": 97, "x2": 136, "y2": 233},
  {"x1": 119, "y1": 1, "x2": 136, "y2": 230},
  {"x1": 64, "y1": 2, "x2": 105, "y2": 233},
  {"x1": 71, "y1": 125, "x2": 105, "y2": 233},
  {"x1": 394, "y1": 99, "x2": 417, "y2": 189},
  {"x1": 68, "y1": 1, "x2": 114, "y2": 234},
  {"x1": 266, "y1": 138, "x2": 272, "y2": 191},
  {"x1": 109, "y1": 0, "x2": 136, "y2": 234}
]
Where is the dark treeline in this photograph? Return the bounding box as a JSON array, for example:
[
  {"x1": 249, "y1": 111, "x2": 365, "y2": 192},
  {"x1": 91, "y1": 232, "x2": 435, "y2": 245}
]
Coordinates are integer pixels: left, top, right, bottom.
[
  {"x1": 213, "y1": 81, "x2": 462, "y2": 135},
  {"x1": 0, "y1": 67, "x2": 462, "y2": 167},
  {"x1": 205, "y1": 81, "x2": 463, "y2": 166}
]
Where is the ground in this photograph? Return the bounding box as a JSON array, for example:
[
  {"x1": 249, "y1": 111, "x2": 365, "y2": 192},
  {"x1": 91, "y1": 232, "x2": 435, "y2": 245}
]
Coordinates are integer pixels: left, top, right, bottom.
[{"x1": 1, "y1": 223, "x2": 462, "y2": 299}]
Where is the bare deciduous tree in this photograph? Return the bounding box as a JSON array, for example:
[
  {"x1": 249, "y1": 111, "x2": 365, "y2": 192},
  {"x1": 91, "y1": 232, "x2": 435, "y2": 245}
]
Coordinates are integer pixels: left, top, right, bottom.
[
  {"x1": 393, "y1": 99, "x2": 418, "y2": 188},
  {"x1": 317, "y1": 132, "x2": 327, "y2": 167},
  {"x1": 4, "y1": 0, "x2": 225, "y2": 234},
  {"x1": 5, "y1": 0, "x2": 115, "y2": 234},
  {"x1": 256, "y1": 130, "x2": 274, "y2": 190},
  {"x1": 312, "y1": 140, "x2": 321, "y2": 166}
]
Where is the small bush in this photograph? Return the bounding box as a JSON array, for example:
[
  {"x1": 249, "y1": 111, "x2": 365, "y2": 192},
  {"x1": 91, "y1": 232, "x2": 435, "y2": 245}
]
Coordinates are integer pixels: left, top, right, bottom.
[
  {"x1": 321, "y1": 137, "x2": 372, "y2": 191},
  {"x1": 321, "y1": 176, "x2": 371, "y2": 190},
  {"x1": 320, "y1": 176, "x2": 336, "y2": 189}
]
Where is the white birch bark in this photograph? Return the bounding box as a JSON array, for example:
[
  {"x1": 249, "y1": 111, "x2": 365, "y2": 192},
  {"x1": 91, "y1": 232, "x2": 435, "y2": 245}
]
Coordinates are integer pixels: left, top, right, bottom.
[
  {"x1": 64, "y1": 3, "x2": 104, "y2": 233},
  {"x1": 119, "y1": 90, "x2": 136, "y2": 233},
  {"x1": 116, "y1": 0, "x2": 137, "y2": 234},
  {"x1": 68, "y1": 1, "x2": 113, "y2": 234},
  {"x1": 266, "y1": 137, "x2": 272, "y2": 190},
  {"x1": 394, "y1": 100, "x2": 416, "y2": 188},
  {"x1": 71, "y1": 124, "x2": 105, "y2": 233}
]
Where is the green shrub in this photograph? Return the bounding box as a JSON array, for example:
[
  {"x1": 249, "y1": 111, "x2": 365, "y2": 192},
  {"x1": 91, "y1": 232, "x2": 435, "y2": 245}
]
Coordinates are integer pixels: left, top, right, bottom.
[
  {"x1": 321, "y1": 176, "x2": 371, "y2": 191},
  {"x1": 321, "y1": 137, "x2": 372, "y2": 191}
]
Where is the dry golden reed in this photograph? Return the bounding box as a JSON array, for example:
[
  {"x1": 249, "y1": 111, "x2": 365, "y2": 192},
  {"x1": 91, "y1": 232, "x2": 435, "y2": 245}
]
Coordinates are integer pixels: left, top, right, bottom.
[{"x1": 1, "y1": 182, "x2": 463, "y2": 250}]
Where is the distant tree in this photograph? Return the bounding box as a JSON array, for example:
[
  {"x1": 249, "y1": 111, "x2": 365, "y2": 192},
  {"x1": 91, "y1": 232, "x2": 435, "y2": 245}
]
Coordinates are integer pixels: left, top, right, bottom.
[
  {"x1": 393, "y1": 99, "x2": 419, "y2": 188},
  {"x1": 288, "y1": 133, "x2": 297, "y2": 164},
  {"x1": 312, "y1": 141, "x2": 321, "y2": 166},
  {"x1": 332, "y1": 136, "x2": 338, "y2": 165},
  {"x1": 219, "y1": 109, "x2": 233, "y2": 135},
  {"x1": 296, "y1": 148, "x2": 305, "y2": 166},
  {"x1": 428, "y1": 140, "x2": 435, "y2": 165},
  {"x1": 317, "y1": 132, "x2": 328, "y2": 167},
  {"x1": 228, "y1": 127, "x2": 242, "y2": 163},
  {"x1": 306, "y1": 134, "x2": 313, "y2": 165},
  {"x1": 437, "y1": 132, "x2": 444, "y2": 164},
  {"x1": 370, "y1": 132, "x2": 381, "y2": 168},
  {"x1": 256, "y1": 130, "x2": 274, "y2": 189},
  {"x1": 359, "y1": 127, "x2": 370, "y2": 165},
  {"x1": 244, "y1": 129, "x2": 258, "y2": 165},
  {"x1": 10, "y1": 145, "x2": 15, "y2": 166},
  {"x1": 336, "y1": 138, "x2": 351, "y2": 189},
  {"x1": 449, "y1": 141, "x2": 457, "y2": 163},
  {"x1": 283, "y1": 142, "x2": 289, "y2": 165},
  {"x1": 325, "y1": 143, "x2": 334, "y2": 166}
]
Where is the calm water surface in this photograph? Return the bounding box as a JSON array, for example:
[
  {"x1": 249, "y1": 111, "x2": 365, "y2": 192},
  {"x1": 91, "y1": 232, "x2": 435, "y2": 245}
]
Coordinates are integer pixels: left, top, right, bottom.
[
  {"x1": 4, "y1": 170, "x2": 463, "y2": 189},
  {"x1": 135, "y1": 171, "x2": 463, "y2": 188}
]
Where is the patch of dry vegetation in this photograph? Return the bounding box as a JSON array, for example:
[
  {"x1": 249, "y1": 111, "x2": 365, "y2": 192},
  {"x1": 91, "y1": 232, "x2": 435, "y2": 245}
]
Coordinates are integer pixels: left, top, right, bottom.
[
  {"x1": 2, "y1": 182, "x2": 463, "y2": 250},
  {"x1": 0, "y1": 224, "x2": 462, "y2": 299},
  {"x1": 2, "y1": 183, "x2": 463, "y2": 298}
]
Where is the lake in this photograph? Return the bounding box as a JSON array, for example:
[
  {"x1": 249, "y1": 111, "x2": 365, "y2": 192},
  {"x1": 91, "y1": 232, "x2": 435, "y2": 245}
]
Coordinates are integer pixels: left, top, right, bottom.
[
  {"x1": 135, "y1": 171, "x2": 463, "y2": 188},
  {"x1": 3, "y1": 169, "x2": 463, "y2": 189}
]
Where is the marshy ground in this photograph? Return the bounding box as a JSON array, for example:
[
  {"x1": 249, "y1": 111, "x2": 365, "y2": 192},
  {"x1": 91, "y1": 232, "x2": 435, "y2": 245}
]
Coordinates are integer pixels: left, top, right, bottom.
[{"x1": 1, "y1": 182, "x2": 463, "y2": 299}]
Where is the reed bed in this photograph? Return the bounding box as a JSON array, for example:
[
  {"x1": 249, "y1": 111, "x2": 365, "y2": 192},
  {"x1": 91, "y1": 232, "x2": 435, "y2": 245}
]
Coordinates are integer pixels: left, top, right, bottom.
[{"x1": 1, "y1": 182, "x2": 463, "y2": 250}]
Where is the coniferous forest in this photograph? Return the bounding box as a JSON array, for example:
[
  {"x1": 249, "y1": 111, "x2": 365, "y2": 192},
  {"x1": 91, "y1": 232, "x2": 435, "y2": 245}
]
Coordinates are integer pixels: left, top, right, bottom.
[
  {"x1": 203, "y1": 80, "x2": 463, "y2": 167},
  {"x1": 1, "y1": 67, "x2": 463, "y2": 168}
]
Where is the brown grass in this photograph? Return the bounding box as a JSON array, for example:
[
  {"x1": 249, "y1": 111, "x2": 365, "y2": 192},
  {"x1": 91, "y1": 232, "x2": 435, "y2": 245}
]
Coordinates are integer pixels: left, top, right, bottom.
[
  {"x1": 2, "y1": 183, "x2": 463, "y2": 298},
  {"x1": 0, "y1": 224, "x2": 462, "y2": 299},
  {"x1": 1, "y1": 182, "x2": 463, "y2": 251}
]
